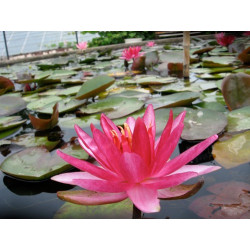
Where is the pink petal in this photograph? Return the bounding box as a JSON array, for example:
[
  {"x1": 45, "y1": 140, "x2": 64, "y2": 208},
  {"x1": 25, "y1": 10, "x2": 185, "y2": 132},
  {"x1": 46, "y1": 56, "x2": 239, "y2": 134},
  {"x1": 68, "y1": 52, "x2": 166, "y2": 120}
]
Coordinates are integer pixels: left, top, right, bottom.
[
  {"x1": 125, "y1": 116, "x2": 136, "y2": 133},
  {"x1": 92, "y1": 127, "x2": 122, "y2": 175},
  {"x1": 153, "y1": 111, "x2": 185, "y2": 175},
  {"x1": 56, "y1": 150, "x2": 118, "y2": 181},
  {"x1": 156, "y1": 134, "x2": 218, "y2": 177},
  {"x1": 172, "y1": 110, "x2": 186, "y2": 132},
  {"x1": 75, "y1": 125, "x2": 110, "y2": 170},
  {"x1": 142, "y1": 172, "x2": 198, "y2": 190},
  {"x1": 170, "y1": 164, "x2": 221, "y2": 176},
  {"x1": 100, "y1": 113, "x2": 121, "y2": 140},
  {"x1": 127, "y1": 185, "x2": 160, "y2": 213},
  {"x1": 52, "y1": 172, "x2": 128, "y2": 193},
  {"x1": 132, "y1": 117, "x2": 151, "y2": 168},
  {"x1": 57, "y1": 190, "x2": 128, "y2": 205},
  {"x1": 119, "y1": 152, "x2": 147, "y2": 183}
]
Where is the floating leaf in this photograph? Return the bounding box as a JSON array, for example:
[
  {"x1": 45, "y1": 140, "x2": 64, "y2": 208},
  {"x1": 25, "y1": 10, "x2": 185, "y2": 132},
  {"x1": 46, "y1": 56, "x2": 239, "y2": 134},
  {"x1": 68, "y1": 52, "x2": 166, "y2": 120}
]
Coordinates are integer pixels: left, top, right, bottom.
[
  {"x1": 79, "y1": 96, "x2": 144, "y2": 119},
  {"x1": 227, "y1": 106, "x2": 250, "y2": 132},
  {"x1": 11, "y1": 133, "x2": 60, "y2": 151},
  {"x1": 0, "y1": 76, "x2": 15, "y2": 95},
  {"x1": 131, "y1": 56, "x2": 146, "y2": 72},
  {"x1": 192, "y1": 46, "x2": 215, "y2": 55},
  {"x1": 196, "y1": 73, "x2": 229, "y2": 80},
  {"x1": 238, "y1": 47, "x2": 250, "y2": 65},
  {"x1": 146, "y1": 92, "x2": 200, "y2": 110},
  {"x1": 0, "y1": 116, "x2": 26, "y2": 132},
  {"x1": 136, "y1": 76, "x2": 177, "y2": 86},
  {"x1": 0, "y1": 140, "x2": 88, "y2": 181},
  {"x1": 194, "y1": 101, "x2": 227, "y2": 112},
  {"x1": 29, "y1": 103, "x2": 59, "y2": 131},
  {"x1": 221, "y1": 73, "x2": 250, "y2": 110},
  {"x1": 76, "y1": 75, "x2": 115, "y2": 100},
  {"x1": 54, "y1": 198, "x2": 133, "y2": 219},
  {"x1": 181, "y1": 108, "x2": 227, "y2": 140},
  {"x1": 160, "y1": 50, "x2": 183, "y2": 63},
  {"x1": 200, "y1": 90, "x2": 226, "y2": 105},
  {"x1": 167, "y1": 63, "x2": 183, "y2": 73},
  {"x1": 0, "y1": 96, "x2": 26, "y2": 117},
  {"x1": 201, "y1": 56, "x2": 236, "y2": 68},
  {"x1": 0, "y1": 126, "x2": 21, "y2": 140},
  {"x1": 145, "y1": 51, "x2": 159, "y2": 68},
  {"x1": 189, "y1": 181, "x2": 250, "y2": 218},
  {"x1": 212, "y1": 131, "x2": 250, "y2": 168}
]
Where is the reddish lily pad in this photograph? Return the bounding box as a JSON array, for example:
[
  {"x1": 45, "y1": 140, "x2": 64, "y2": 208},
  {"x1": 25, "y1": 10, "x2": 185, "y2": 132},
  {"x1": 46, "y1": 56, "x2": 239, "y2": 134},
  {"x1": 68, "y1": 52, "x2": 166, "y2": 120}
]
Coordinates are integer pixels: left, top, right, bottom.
[
  {"x1": 29, "y1": 103, "x2": 59, "y2": 131},
  {"x1": 0, "y1": 140, "x2": 88, "y2": 181},
  {"x1": 0, "y1": 116, "x2": 26, "y2": 132},
  {"x1": 146, "y1": 92, "x2": 200, "y2": 110},
  {"x1": 227, "y1": 106, "x2": 250, "y2": 132},
  {"x1": 221, "y1": 73, "x2": 250, "y2": 110},
  {"x1": 54, "y1": 199, "x2": 133, "y2": 219},
  {"x1": 131, "y1": 56, "x2": 146, "y2": 71},
  {"x1": 192, "y1": 46, "x2": 215, "y2": 55},
  {"x1": 79, "y1": 96, "x2": 144, "y2": 119},
  {"x1": 189, "y1": 181, "x2": 250, "y2": 219},
  {"x1": 167, "y1": 63, "x2": 183, "y2": 73},
  {"x1": 238, "y1": 47, "x2": 250, "y2": 65},
  {"x1": 0, "y1": 96, "x2": 26, "y2": 117},
  {"x1": 212, "y1": 130, "x2": 250, "y2": 169},
  {"x1": 0, "y1": 76, "x2": 15, "y2": 95}
]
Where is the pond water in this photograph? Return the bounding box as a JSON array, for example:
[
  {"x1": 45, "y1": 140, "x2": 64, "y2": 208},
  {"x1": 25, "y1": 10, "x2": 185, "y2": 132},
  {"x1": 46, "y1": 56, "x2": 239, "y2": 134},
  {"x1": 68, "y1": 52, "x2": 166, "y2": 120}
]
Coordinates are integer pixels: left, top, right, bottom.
[{"x1": 0, "y1": 36, "x2": 250, "y2": 219}]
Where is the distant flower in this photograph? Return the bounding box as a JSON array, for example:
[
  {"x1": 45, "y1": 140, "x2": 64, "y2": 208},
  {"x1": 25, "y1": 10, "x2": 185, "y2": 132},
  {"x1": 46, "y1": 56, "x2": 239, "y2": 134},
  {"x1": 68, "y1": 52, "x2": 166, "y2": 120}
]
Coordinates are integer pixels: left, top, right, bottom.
[
  {"x1": 146, "y1": 41, "x2": 155, "y2": 47},
  {"x1": 76, "y1": 41, "x2": 88, "y2": 51},
  {"x1": 215, "y1": 32, "x2": 235, "y2": 47},
  {"x1": 120, "y1": 46, "x2": 145, "y2": 61},
  {"x1": 52, "y1": 105, "x2": 220, "y2": 213},
  {"x1": 243, "y1": 31, "x2": 250, "y2": 36}
]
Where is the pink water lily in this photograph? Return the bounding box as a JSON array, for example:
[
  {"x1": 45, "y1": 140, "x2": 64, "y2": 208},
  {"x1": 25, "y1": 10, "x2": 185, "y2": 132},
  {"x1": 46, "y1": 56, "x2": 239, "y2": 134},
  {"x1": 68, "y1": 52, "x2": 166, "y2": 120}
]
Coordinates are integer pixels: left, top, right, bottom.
[
  {"x1": 243, "y1": 31, "x2": 250, "y2": 36},
  {"x1": 120, "y1": 46, "x2": 145, "y2": 61},
  {"x1": 52, "y1": 105, "x2": 220, "y2": 213},
  {"x1": 76, "y1": 41, "x2": 88, "y2": 51},
  {"x1": 215, "y1": 32, "x2": 235, "y2": 47},
  {"x1": 146, "y1": 41, "x2": 155, "y2": 47}
]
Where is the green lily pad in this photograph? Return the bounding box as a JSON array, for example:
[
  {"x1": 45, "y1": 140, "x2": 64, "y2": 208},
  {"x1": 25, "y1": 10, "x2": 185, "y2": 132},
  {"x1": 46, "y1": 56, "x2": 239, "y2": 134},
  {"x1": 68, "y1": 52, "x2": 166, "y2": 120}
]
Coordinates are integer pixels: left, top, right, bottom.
[
  {"x1": 0, "y1": 140, "x2": 88, "y2": 181},
  {"x1": 191, "y1": 67, "x2": 235, "y2": 75},
  {"x1": 0, "y1": 96, "x2": 27, "y2": 116},
  {"x1": 201, "y1": 56, "x2": 236, "y2": 68},
  {"x1": 27, "y1": 96, "x2": 62, "y2": 111},
  {"x1": 59, "y1": 114, "x2": 101, "y2": 129},
  {"x1": 136, "y1": 76, "x2": 177, "y2": 86},
  {"x1": 79, "y1": 96, "x2": 144, "y2": 119},
  {"x1": 145, "y1": 51, "x2": 159, "y2": 68},
  {"x1": 193, "y1": 102, "x2": 227, "y2": 112},
  {"x1": 196, "y1": 73, "x2": 230, "y2": 80},
  {"x1": 0, "y1": 116, "x2": 26, "y2": 132},
  {"x1": 200, "y1": 90, "x2": 226, "y2": 105},
  {"x1": 181, "y1": 108, "x2": 227, "y2": 140},
  {"x1": 212, "y1": 131, "x2": 250, "y2": 169},
  {"x1": 39, "y1": 86, "x2": 81, "y2": 97},
  {"x1": 146, "y1": 92, "x2": 200, "y2": 110},
  {"x1": 76, "y1": 75, "x2": 115, "y2": 100},
  {"x1": 160, "y1": 50, "x2": 184, "y2": 63},
  {"x1": 227, "y1": 106, "x2": 250, "y2": 132},
  {"x1": 54, "y1": 199, "x2": 133, "y2": 219},
  {"x1": 0, "y1": 126, "x2": 22, "y2": 140},
  {"x1": 37, "y1": 97, "x2": 86, "y2": 115},
  {"x1": 151, "y1": 81, "x2": 201, "y2": 93},
  {"x1": 11, "y1": 134, "x2": 60, "y2": 151},
  {"x1": 221, "y1": 73, "x2": 250, "y2": 111}
]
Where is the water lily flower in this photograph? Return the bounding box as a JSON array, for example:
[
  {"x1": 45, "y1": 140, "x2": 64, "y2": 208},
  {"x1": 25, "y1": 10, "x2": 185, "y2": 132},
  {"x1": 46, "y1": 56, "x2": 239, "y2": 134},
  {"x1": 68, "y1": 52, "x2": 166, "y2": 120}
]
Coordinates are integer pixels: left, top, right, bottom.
[
  {"x1": 243, "y1": 31, "x2": 250, "y2": 36},
  {"x1": 146, "y1": 41, "x2": 155, "y2": 47},
  {"x1": 52, "y1": 105, "x2": 220, "y2": 213},
  {"x1": 76, "y1": 41, "x2": 88, "y2": 51},
  {"x1": 120, "y1": 46, "x2": 145, "y2": 61},
  {"x1": 215, "y1": 32, "x2": 235, "y2": 47}
]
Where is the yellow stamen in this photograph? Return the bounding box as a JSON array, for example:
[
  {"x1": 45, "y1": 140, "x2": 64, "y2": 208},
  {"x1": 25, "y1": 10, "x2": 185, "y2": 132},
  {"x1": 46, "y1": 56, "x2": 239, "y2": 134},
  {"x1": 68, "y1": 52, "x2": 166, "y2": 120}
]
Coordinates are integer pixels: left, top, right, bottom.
[
  {"x1": 118, "y1": 126, "x2": 125, "y2": 136},
  {"x1": 124, "y1": 123, "x2": 132, "y2": 148}
]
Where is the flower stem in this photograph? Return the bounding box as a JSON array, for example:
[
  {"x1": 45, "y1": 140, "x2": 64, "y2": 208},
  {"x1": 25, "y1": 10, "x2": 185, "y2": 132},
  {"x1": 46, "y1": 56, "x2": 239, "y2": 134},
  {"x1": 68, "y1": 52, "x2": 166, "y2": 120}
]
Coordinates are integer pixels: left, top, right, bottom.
[{"x1": 132, "y1": 204, "x2": 142, "y2": 219}]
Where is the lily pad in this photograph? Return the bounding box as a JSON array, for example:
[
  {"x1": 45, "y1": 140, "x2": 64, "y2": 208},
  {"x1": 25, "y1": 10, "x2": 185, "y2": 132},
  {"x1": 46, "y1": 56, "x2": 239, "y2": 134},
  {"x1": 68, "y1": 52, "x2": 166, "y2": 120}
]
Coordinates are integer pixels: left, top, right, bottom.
[
  {"x1": 227, "y1": 106, "x2": 250, "y2": 132},
  {"x1": 201, "y1": 56, "x2": 236, "y2": 68},
  {"x1": 146, "y1": 92, "x2": 200, "y2": 110},
  {"x1": 29, "y1": 103, "x2": 59, "y2": 131},
  {"x1": 0, "y1": 140, "x2": 88, "y2": 181},
  {"x1": 221, "y1": 73, "x2": 250, "y2": 110},
  {"x1": 131, "y1": 56, "x2": 146, "y2": 72},
  {"x1": 0, "y1": 126, "x2": 22, "y2": 140},
  {"x1": 200, "y1": 90, "x2": 226, "y2": 105},
  {"x1": 196, "y1": 73, "x2": 229, "y2": 80},
  {"x1": 79, "y1": 96, "x2": 144, "y2": 119},
  {"x1": 238, "y1": 47, "x2": 250, "y2": 65},
  {"x1": 212, "y1": 131, "x2": 250, "y2": 169},
  {"x1": 11, "y1": 133, "x2": 60, "y2": 151},
  {"x1": 38, "y1": 97, "x2": 86, "y2": 115},
  {"x1": 27, "y1": 95, "x2": 62, "y2": 111},
  {"x1": 0, "y1": 116, "x2": 26, "y2": 132},
  {"x1": 194, "y1": 102, "x2": 227, "y2": 112},
  {"x1": 136, "y1": 76, "x2": 177, "y2": 86},
  {"x1": 160, "y1": 50, "x2": 184, "y2": 63},
  {"x1": 145, "y1": 51, "x2": 159, "y2": 68},
  {"x1": 189, "y1": 181, "x2": 250, "y2": 219},
  {"x1": 192, "y1": 46, "x2": 215, "y2": 55},
  {"x1": 0, "y1": 96, "x2": 27, "y2": 116},
  {"x1": 0, "y1": 76, "x2": 15, "y2": 95},
  {"x1": 76, "y1": 75, "x2": 115, "y2": 100},
  {"x1": 54, "y1": 198, "x2": 133, "y2": 219}
]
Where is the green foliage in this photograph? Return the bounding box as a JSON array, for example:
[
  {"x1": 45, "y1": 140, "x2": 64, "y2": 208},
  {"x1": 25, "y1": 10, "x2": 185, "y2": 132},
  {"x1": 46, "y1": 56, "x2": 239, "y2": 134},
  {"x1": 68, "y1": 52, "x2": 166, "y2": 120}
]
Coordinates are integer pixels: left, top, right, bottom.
[{"x1": 80, "y1": 31, "x2": 155, "y2": 47}]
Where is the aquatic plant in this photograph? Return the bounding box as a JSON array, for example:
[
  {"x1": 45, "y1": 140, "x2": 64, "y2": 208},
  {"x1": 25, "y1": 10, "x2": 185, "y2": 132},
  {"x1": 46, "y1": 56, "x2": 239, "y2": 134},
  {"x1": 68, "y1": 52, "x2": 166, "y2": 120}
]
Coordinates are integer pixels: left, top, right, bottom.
[
  {"x1": 146, "y1": 41, "x2": 155, "y2": 47},
  {"x1": 76, "y1": 41, "x2": 88, "y2": 51},
  {"x1": 52, "y1": 105, "x2": 220, "y2": 213},
  {"x1": 215, "y1": 32, "x2": 235, "y2": 47},
  {"x1": 120, "y1": 46, "x2": 145, "y2": 62}
]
